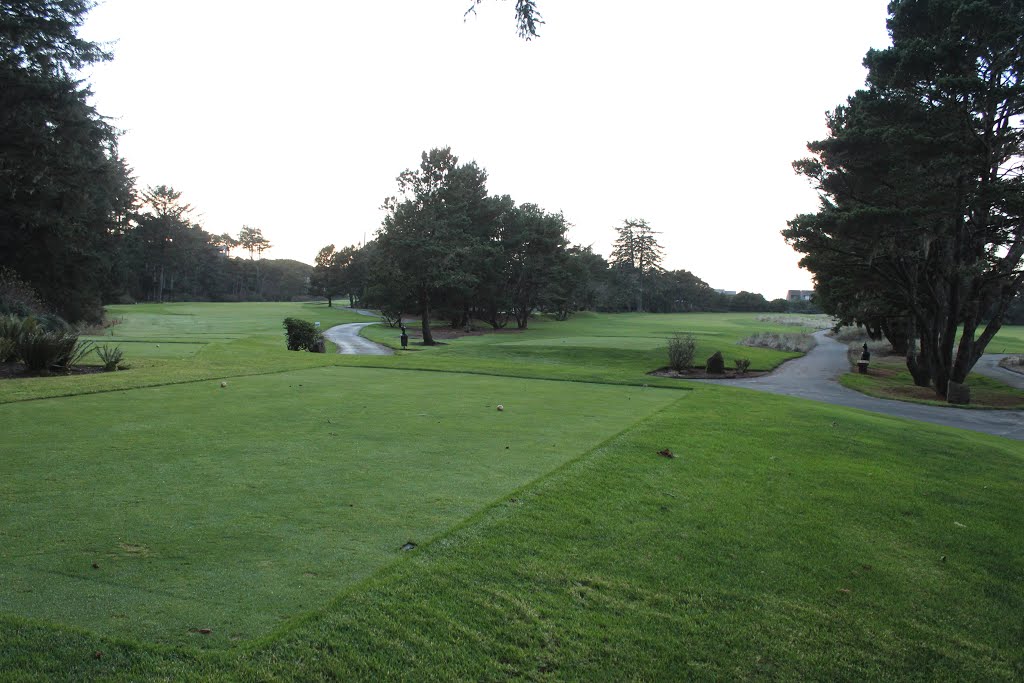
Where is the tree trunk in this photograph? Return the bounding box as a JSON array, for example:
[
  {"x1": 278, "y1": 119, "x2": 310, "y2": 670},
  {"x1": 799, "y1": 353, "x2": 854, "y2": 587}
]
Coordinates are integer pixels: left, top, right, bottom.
[
  {"x1": 327, "y1": 295, "x2": 332, "y2": 308},
  {"x1": 881, "y1": 317, "x2": 909, "y2": 355},
  {"x1": 420, "y1": 289, "x2": 434, "y2": 345}
]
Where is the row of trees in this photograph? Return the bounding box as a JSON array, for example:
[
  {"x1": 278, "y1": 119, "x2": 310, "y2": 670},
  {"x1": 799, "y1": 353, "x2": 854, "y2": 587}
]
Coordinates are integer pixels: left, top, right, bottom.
[
  {"x1": 784, "y1": 0, "x2": 1023, "y2": 402},
  {"x1": 311, "y1": 148, "x2": 807, "y2": 344},
  {"x1": 0, "y1": 2, "x2": 310, "y2": 321},
  {"x1": 109, "y1": 186, "x2": 307, "y2": 305}
]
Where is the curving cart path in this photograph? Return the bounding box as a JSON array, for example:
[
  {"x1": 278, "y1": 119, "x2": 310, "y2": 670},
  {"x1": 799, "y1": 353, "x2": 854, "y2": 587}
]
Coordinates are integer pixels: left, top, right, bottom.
[
  {"x1": 322, "y1": 322, "x2": 393, "y2": 356},
  {"x1": 692, "y1": 330, "x2": 1024, "y2": 441}
]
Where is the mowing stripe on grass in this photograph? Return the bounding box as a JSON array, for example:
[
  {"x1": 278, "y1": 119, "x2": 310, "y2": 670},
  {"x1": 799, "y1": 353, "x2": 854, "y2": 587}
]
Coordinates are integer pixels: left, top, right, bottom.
[{"x1": 0, "y1": 366, "x2": 680, "y2": 647}]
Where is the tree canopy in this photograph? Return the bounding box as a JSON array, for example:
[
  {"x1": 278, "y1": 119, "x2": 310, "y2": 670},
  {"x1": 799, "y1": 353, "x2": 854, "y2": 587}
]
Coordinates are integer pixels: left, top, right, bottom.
[
  {"x1": 784, "y1": 0, "x2": 1024, "y2": 402},
  {"x1": 465, "y1": 0, "x2": 543, "y2": 39}
]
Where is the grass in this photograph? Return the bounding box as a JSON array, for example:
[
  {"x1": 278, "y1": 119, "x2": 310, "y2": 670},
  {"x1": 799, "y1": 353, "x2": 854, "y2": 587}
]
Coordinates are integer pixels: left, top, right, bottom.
[
  {"x1": 1, "y1": 304, "x2": 1023, "y2": 680},
  {"x1": 360, "y1": 311, "x2": 816, "y2": 381},
  {"x1": 840, "y1": 351, "x2": 1024, "y2": 409},
  {"x1": 0, "y1": 367, "x2": 677, "y2": 647}
]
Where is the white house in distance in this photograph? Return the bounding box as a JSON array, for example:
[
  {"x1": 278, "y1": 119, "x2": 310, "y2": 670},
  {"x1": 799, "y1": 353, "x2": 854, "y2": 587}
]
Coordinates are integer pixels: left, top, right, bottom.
[{"x1": 787, "y1": 290, "x2": 814, "y2": 303}]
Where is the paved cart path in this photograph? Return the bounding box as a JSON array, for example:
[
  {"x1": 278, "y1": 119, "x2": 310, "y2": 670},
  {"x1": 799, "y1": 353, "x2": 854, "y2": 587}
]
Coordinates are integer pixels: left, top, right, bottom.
[
  {"x1": 693, "y1": 330, "x2": 1024, "y2": 441},
  {"x1": 323, "y1": 322, "x2": 393, "y2": 356}
]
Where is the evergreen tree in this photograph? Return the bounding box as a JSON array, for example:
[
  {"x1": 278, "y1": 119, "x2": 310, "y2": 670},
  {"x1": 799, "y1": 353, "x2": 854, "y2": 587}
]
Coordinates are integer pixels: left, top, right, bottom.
[
  {"x1": 0, "y1": 0, "x2": 133, "y2": 321},
  {"x1": 784, "y1": 0, "x2": 1024, "y2": 402}
]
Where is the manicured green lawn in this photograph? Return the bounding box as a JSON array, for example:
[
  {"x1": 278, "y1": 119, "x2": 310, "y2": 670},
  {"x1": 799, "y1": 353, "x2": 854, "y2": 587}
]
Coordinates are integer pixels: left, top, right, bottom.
[
  {"x1": 0, "y1": 367, "x2": 677, "y2": 646},
  {"x1": 359, "y1": 311, "x2": 816, "y2": 383},
  {"x1": 3, "y1": 389, "x2": 1021, "y2": 680},
  {"x1": 1, "y1": 304, "x2": 1022, "y2": 680},
  {"x1": 841, "y1": 355, "x2": 1024, "y2": 409}
]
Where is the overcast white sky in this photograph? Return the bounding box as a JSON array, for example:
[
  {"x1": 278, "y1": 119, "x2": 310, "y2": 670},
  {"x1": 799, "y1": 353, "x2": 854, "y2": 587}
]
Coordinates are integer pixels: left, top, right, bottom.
[{"x1": 80, "y1": 0, "x2": 892, "y2": 300}]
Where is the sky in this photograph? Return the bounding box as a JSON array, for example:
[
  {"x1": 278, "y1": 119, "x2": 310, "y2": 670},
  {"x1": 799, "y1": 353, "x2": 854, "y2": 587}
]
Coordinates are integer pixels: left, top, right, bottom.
[{"x1": 80, "y1": 0, "x2": 893, "y2": 300}]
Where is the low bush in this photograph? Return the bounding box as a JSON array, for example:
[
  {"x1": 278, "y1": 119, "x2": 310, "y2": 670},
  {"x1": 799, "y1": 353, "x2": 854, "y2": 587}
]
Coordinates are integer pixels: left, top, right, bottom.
[
  {"x1": 0, "y1": 267, "x2": 45, "y2": 318},
  {"x1": 0, "y1": 314, "x2": 30, "y2": 362},
  {"x1": 734, "y1": 358, "x2": 751, "y2": 374},
  {"x1": 96, "y1": 344, "x2": 126, "y2": 371},
  {"x1": 830, "y1": 326, "x2": 871, "y2": 343},
  {"x1": 998, "y1": 355, "x2": 1023, "y2": 370},
  {"x1": 667, "y1": 333, "x2": 696, "y2": 372},
  {"x1": 739, "y1": 331, "x2": 816, "y2": 353},
  {"x1": 15, "y1": 327, "x2": 93, "y2": 373},
  {"x1": 283, "y1": 317, "x2": 325, "y2": 352},
  {"x1": 754, "y1": 314, "x2": 833, "y2": 329}
]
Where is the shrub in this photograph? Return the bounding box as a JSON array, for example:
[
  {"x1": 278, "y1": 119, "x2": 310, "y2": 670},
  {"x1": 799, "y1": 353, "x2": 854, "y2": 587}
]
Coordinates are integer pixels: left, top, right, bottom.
[
  {"x1": 706, "y1": 351, "x2": 725, "y2": 374},
  {"x1": 96, "y1": 344, "x2": 125, "y2": 371},
  {"x1": 734, "y1": 358, "x2": 751, "y2": 374},
  {"x1": 667, "y1": 333, "x2": 696, "y2": 372},
  {"x1": 380, "y1": 308, "x2": 403, "y2": 328},
  {"x1": 283, "y1": 317, "x2": 325, "y2": 352},
  {"x1": 0, "y1": 267, "x2": 45, "y2": 318},
  {"x1": 754, "y1": 314, "x2": 833, "y2": 330},
  {"x1": 15, "y1": 327, "x2": 93, "y2": 373},
  {"x1": 0, "y1": 314, "x2": 31, "y2": 362},
  {"x1": 739, "y1": 332, "x2": 816, "y2": 353}
]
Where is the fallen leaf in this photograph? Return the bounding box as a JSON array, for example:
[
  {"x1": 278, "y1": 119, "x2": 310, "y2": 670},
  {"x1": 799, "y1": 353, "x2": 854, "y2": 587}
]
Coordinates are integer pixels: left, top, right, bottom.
[{"x1": 658, "y1": 448, "x2": 676, "y2": 458}]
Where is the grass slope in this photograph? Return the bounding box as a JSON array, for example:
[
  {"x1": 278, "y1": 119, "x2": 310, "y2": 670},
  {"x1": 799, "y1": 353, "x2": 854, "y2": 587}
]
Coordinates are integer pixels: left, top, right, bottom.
[
  {"x1": 2, "y1": 389, "x2": 1021, "y2": 680},
  {"x1": 0, "y1": 367, "x2": 677, "y2": 646},
  {"x1": 1, "y1": 305, "x2": 1022, "y2": 680}
]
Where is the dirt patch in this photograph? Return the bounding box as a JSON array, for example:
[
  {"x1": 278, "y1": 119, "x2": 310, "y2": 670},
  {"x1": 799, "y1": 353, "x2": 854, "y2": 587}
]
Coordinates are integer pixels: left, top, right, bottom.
[
  {"x1": 649, "y1": 367, "x2": 769, "y2": 380},
  {"x1": 0, "y1": 362, "x2": 107, "y2": 380}
]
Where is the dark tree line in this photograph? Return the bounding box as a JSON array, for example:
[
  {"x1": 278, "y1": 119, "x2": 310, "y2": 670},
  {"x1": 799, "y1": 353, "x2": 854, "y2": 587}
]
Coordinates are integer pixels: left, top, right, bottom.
[
  {"x1": 311, "y1": 148, "x2": 801, "y2": 343},
  {"x1": 784, "y1": 0, "x2": 1024, "y2": 403},
  {"x1": 0, "y1": 2, "x2": 310, "y2": 321}
]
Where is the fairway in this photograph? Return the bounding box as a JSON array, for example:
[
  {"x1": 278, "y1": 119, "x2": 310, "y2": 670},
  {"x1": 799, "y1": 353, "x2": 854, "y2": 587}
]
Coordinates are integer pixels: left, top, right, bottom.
[
  {"x1": 0, "y1": 366, "x2": 678, "y2": 646},
  {"x1": 2, "y1": 304, "x2": 1023, "y2": 680}
]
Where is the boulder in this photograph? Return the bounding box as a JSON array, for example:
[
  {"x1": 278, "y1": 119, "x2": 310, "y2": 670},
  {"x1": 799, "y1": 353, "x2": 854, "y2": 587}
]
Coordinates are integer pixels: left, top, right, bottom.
[{"x1": 706, "y1": 351, "x2": 725, "y2": 374}]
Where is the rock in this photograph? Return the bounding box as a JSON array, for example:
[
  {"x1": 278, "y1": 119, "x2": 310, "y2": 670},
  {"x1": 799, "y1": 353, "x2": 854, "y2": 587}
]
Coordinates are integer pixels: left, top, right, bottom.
[
  {"x1": 706, "y1": 351, "x2": 725, "y2": 374},
  {"x1": 947, "y1": 380, "x2": 971, "y2": 405}
]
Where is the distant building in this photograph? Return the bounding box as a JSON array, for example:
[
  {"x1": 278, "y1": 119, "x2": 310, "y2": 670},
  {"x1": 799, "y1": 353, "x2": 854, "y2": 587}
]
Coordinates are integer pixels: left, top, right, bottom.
[
  {"x1": 787, "y1": 289, "x2": 814, "y2": 303},
  {"x1": 714, "y1": 289, "x2": 736, "y2": 296}
]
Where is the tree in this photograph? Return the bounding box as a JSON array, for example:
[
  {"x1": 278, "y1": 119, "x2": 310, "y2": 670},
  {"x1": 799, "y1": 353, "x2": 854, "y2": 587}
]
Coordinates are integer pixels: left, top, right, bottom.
[
  {"x1": 0, "y1": 0, "x2": 133, "y2": 321},
  {"x1": 465, "y1": 0, "x2": 543, "y2": 39},
  {"x1": 730, "y1": 291, "x2": 770, "y2": 312},
  {"x1": 237, "y1": 225, "x2": 272, "y2": 296},
  {"x1": 502, "y1": 204, "x2": 569, "y2": 328},
  {"x1": 784, "y1": 0, "x2": 1024, "y2": 403},
  {"x1": 376, "y1": 148, "x2": 491, "y2": 345},
  {"x1": 310, "y1": 244, "x2": 344, "y2": 307},
  {"x1": 609, "y1": 219, "x2": 664, "y2": 312}
]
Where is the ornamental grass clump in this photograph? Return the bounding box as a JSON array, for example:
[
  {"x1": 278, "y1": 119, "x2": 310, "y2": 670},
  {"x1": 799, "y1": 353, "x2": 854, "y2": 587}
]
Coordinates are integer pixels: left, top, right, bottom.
[
  {"x1": 16, "y1": 327, "x2": 92, "y2": 373},
  {"x1": 739, "y1": 331, "x2": 816, "y2": 353},
  {"x1": 96, "y1": 344, "x2": 126, "y2": 371},
  {"x1": 667, "y1": 332, "x2": 696, "y2": 372}
]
